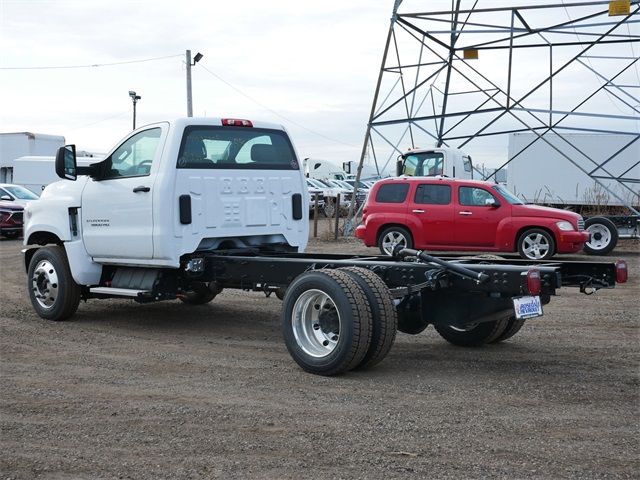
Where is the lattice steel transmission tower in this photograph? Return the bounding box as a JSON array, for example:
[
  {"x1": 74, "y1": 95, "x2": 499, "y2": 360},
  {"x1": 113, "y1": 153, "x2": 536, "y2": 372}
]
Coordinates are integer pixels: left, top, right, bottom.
[{"x1": 353, "y1": 0, "x2": 640, "y2": 217}]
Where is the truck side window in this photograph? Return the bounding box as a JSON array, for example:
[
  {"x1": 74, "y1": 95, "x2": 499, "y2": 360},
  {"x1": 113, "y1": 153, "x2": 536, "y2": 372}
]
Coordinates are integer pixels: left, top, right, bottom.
[
  {"x1": 458, "y1": 186, "x2": 496, "y2": 206},
  {"x1": 415, "y1": 184, "x2": 451, "y2": 205},
  {"x1": 375, "y1": 183, "x2": 409, "y2": 203},
  {"x1": 463, "y1": 156, "x2": 472, "y2": 173},
  {"x1": 102, "y1": 128, "x2": 161, "y2": 179}
]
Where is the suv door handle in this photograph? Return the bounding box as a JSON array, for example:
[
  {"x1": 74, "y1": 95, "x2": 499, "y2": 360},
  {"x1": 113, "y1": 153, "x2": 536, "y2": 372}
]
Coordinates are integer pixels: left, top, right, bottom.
[
  {"x1": 133, "y1": 186, "x2": 150, "y2": 193},
  {"x1": 412, "y1": 209, "x2": 425, "y2": 213},
  {"x1": 459, "y1": 211, "x2": 472, "y2": 215}
]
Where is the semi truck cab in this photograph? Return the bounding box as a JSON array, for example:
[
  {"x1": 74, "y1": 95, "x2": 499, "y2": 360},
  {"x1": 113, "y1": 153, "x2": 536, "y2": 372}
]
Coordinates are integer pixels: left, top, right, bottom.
[{"x1": 397, "y1": 147, "x2": 474, "y2": 179}]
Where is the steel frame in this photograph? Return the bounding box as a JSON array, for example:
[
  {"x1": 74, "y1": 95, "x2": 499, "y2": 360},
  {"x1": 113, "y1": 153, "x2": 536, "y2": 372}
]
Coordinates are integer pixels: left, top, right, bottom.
[{"x1": 352, "y1": 0, "x2": 640, "y2": 219}]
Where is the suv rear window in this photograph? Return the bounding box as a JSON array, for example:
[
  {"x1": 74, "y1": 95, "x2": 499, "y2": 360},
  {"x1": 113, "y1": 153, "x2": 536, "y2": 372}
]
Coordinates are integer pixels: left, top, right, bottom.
[
  {"x1": 375, "y1": 183, "x2": 409, "y2": 203},
  {"x1": 177, "y1": 126, "x2": 298, "y2": 170},
  {"x1": 415, "y1": 184, "x2": 451, "y2": 205}
]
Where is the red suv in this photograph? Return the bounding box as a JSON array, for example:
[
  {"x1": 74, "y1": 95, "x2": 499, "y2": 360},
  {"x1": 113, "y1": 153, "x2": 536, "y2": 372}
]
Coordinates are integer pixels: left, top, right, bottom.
[
  {"x1": 0, "y1": 201, "x2": 24, "y2": 239},
  {"x1": 354, "y1": 177, "x2": 589, "y2": 260}
]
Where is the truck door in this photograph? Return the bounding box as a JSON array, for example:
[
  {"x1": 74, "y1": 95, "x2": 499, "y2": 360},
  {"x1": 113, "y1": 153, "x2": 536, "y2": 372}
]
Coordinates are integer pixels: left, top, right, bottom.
[
  {"x1": 81, "y1": 126, "x2": 166, "y2": 260},
  {"x1": 453, "y1": 185, "x2": 506, "y2": 247},
  {"x1": 409, "y1": 182, "x2": 454, "y2": 246}
]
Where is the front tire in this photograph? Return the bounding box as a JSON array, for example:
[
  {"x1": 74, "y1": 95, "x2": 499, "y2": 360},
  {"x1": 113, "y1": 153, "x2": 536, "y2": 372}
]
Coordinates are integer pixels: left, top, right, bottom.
[
  {"x1": 517, "y1": 228, "x2": 555, "y2": 260},
  {"x1": 27, "y1": 246, "x2": 81, "y2": 321},
  {"x1": 282, "y1": 270, "x2": 373, "y2": 375},
  {"x1": 378, "y1": 226, "x2": 413, "y2": 256},
  {"x1": 583, "y1": 217, "x2": 618, "y2": 255}
]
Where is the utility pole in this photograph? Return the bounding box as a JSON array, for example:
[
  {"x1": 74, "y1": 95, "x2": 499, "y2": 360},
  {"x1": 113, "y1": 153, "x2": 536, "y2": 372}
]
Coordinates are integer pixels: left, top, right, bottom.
[
  {"x1": 128, "y1": 90, "x2": 141, "y2": 130},
  {"x1": 186, "y1": 49, "x2": 203, "y2": 117}
]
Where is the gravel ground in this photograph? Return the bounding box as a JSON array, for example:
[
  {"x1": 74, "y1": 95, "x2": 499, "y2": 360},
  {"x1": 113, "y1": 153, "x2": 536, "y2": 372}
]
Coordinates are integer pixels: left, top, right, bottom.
[{"x1": 1, "y1": 236, "x2": 638, "y2": 479}]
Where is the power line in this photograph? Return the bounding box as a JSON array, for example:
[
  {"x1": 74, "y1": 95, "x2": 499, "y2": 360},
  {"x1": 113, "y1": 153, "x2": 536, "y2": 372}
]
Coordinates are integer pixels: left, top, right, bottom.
[
  {"x1": 197, "y1": 63, "x2": 359, "y2": 148},
  {"x1": 0, "y1": 54, "x2": 183, "y2": 70}
]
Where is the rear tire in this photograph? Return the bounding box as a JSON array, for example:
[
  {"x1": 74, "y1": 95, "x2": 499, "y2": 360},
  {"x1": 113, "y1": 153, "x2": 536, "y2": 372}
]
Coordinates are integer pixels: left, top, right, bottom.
[
  {"x1": 434, "y1": 315, "x2": 510, "y2": 347},
  {"x1": 27, "y1": 246, "x2": 81, "y2": 321},
  {"x1": 489, "y1": 316, "x2": 525, "y2": 343},
  {"x1": 339, "y1": 267, "x2": 397, "y2": 369},
  {"x1": 378, "y1": 226, "x2": 413, "y2": 256},
  {"x1": 281, "y1": 270, "x2": 373, "y2": 375},
  {"x1": 583, "y1": 217, "x2": 618, "y2": 255}
]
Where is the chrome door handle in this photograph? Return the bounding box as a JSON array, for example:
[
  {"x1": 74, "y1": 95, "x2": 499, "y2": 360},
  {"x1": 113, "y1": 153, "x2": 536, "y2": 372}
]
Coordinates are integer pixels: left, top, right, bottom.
[
  {"x1": 459, "y1": 211, "x2": 472, "y2": 215},
  {"x1": 412, "y1": 209, "x2": 425, "y2": 213}
]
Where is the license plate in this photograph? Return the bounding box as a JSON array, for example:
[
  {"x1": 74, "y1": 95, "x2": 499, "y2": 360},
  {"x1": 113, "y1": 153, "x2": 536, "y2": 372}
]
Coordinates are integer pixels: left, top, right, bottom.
[{"x1": 512, "y1": 295, "x2": 543, "y2": 320}]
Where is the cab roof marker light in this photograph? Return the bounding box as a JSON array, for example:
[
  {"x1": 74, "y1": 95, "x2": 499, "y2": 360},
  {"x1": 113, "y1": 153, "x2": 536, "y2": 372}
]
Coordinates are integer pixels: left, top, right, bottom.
[{"x1": 222, "y1": 119, "x2": 253, "y2": 127}]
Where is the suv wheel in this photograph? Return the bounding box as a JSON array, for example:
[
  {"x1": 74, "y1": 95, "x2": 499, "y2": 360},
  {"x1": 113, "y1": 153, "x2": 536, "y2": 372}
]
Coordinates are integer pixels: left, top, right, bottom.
[
  {"x1": 378, "y1": 226, "x2": 413, "y2": 256},
  {"x1": 518, "y1": 228, "x2": 555, "y2": 260}
]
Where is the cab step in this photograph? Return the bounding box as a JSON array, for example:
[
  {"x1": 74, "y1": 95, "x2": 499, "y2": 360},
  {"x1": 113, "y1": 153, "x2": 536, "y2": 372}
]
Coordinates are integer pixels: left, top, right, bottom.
[{"x1": 89, "y1": 287, "x2": 150, "y2": 297}]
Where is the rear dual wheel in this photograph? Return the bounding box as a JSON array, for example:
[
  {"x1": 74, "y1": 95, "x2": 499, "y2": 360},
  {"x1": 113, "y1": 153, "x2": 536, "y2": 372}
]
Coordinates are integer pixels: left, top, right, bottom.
[
  {"x1": 434, "y1": 313, "x2": 525, "y2": 346},
  {"x1": 281, "y1": 268, "x2": 397, "y2": 375}
]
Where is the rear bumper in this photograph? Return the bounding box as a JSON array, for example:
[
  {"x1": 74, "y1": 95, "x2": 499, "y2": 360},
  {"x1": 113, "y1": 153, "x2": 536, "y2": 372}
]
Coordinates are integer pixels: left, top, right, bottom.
[{"x1": 557, "y1": 231, "x2": 590, "y2": 253}]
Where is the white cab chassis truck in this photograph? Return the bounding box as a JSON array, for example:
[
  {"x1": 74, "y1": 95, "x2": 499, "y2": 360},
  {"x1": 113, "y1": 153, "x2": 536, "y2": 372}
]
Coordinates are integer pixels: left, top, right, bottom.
[{"x1": 22, "y1": 118, "x2": 627, "y2": 376}]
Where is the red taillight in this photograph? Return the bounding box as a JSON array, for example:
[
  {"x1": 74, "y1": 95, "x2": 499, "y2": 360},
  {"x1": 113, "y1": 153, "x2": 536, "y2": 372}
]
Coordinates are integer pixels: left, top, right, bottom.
[
  {"x1": 527, "y1": 269, "x2": 541, "y2": 295},
  {"x1": 615, "y1": 260, "x2": 628, "y2": 283},
  {"x1": 222, "y1": 118, "x2": 253, "y2": 127}
]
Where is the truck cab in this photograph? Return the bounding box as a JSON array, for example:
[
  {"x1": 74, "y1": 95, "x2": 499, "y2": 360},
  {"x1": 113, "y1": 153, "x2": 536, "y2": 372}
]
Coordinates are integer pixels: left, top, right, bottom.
[
  {"x1": 396, "y1": 147, "x2": 474, "y2": 179},
  {"x1": 24, "y1": 117, "x2": 309, "y2": 286}
]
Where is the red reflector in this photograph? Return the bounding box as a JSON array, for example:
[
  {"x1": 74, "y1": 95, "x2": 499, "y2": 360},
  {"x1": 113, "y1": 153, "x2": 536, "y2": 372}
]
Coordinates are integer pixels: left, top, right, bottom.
[
  {"x1": 527, "y1": 269, "x2": 541, "y2": 295},
  {"x1": 222, "y1": 118, "x2": 253, "y2": 127},
  {"x1": 615, "y1": 260, "x2": 628, "y2": 283}
]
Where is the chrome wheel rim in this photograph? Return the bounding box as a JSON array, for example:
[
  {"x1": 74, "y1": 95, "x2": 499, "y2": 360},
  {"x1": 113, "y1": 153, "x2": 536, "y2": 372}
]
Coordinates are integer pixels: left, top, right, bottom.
[
  {"x1": 381, "y1": 231, "x2": 407, "y2": 256},
  {"x1": 522, "y1": 233, "x2": 550, "y2": 259},
  {"x1": 449, "y1": 323, "x2": 478, "y2": 332},
  {"x1": 586, "y1": 224, "x2": 611, "y2": 251},
  {"x1": 291, "y1": 289, "x2": 341, "y2": 358},
  {"x1": 31, "y1": 260, "x2": 59, "y2": 309}
]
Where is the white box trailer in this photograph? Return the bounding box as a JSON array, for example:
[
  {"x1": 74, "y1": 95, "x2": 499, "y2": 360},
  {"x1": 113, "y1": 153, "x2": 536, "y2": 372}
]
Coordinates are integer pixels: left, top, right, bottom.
[
  {"x1": 506, "y1": 132, "x2": 639, "y2": 207},
  {"x1": 13, "y1": 155, "x2": 102, "y2": 194},
  {"x1": 0, "y1": 132, "x2": 65, "y2": 184},
  {"x1": 506, "y1": 132, "x2": 639, "y2": 254}
]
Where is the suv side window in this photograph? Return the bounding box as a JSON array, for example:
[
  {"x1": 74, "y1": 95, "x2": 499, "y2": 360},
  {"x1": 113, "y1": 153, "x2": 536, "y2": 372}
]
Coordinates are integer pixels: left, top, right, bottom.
[
  {"x1": 376, "y1": 183, "x2": 409, "y2": 203},
  {"x1": 415, "y1": 184, "x2": 451, "y2": 205},
  {"x1": 459, "y1": 186, "x2": 496, "y2": 206},
  {"x1": 102, "y1": 128, "x2": 162, "y2": 179}
]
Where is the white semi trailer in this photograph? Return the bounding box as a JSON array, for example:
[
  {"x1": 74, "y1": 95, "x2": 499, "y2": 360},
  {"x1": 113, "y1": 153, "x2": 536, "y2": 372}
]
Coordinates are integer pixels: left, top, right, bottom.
[{"x1": 506, "y1": 133, "x2": 639, "y2": 254}]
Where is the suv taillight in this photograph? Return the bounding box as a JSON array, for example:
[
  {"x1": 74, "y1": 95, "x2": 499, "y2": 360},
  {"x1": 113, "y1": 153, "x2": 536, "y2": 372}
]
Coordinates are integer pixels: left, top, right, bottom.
[
  {"x1": 527, "y1": 269, "x2": 541, "y2": 295},
  {"x1": 615, "y1": 260, "x2": 628, "y2": 283},
  {"x1": 222, "y1": 119, "x2": 253, "y2": 127}
]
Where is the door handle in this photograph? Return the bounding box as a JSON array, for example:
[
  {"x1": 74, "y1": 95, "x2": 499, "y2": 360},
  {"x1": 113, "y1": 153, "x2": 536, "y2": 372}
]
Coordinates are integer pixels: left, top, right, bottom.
[
  {"x1": 412, "y1": 209, "x2": 425, "y2": 213},
  {"x1": 459, "y1": 211, "x2": 472, "y2": 215},
  {"x1": 133, "y1": 186, "x2": 150, "y2": 193}
]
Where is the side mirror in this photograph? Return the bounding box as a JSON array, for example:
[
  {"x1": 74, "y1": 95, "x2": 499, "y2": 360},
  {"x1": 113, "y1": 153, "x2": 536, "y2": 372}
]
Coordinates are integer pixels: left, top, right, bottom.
[
  {"x1": 0, "y1": 195, "x2": 11, "y2": 201},
  {"x1": 55, "y1": 145, "x2": 77, "y2": 181},
  {"x1": 396, "y1": 159, "x2": 403, "y2": 176},
  {"x1": 485, "y1": 198, "x2": 500, "y2": 208}
]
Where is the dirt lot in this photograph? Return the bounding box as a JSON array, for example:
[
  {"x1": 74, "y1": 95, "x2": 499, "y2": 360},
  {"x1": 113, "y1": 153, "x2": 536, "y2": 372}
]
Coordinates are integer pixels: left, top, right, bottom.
[{"x1": 1, "y1": 236, "x2": 638, "y2": 479}]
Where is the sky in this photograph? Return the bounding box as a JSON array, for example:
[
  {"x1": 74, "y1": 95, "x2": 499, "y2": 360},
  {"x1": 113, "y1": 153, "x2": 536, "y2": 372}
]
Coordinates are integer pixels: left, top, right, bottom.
[{"x1": 1, "y1": 0, "x2": 639, "y2": 174}]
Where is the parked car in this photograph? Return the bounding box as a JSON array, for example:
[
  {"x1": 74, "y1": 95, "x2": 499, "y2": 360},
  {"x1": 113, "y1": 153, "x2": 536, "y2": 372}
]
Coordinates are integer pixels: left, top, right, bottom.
[
  {"x1": 0, "y1": 183, "x2": 40, "y2": 207},
  {"x1": 306, "y1": 178, "x2": 351, "y2": 217},
  {"x1": 355, "y1": 177, "x2": 589, "y2": 260},
  {"x1": 0, "y1": 201, "x2": 24, "y2": 239}
]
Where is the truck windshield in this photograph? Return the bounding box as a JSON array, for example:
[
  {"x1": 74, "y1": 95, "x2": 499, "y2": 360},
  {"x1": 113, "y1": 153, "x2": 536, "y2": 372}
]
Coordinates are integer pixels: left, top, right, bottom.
[
  {"x1": 178, "y1": 126, "x2": 298, "y2": 170},
  {"x1": 403, "y1": 152, "x2": 444, "y2": 176},
  {"x1": 493, "y1": 185, "x2": 524, "y2": 205}
]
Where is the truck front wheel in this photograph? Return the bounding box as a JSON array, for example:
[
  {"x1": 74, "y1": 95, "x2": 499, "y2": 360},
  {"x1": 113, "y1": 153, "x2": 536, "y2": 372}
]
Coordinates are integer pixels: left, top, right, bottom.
[
  {"x1": 583, "y1": 217, "x2": 618, "y2": 255},
  {"x1": 27, "y1": 246, "x2": 81, "y2": 321},
  {"x1": 282, "y1": 270, "x2": 373, "y2": 375},
  {"x1": 434, "y1": 315, "x2": 509, "y2": 347}
]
